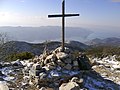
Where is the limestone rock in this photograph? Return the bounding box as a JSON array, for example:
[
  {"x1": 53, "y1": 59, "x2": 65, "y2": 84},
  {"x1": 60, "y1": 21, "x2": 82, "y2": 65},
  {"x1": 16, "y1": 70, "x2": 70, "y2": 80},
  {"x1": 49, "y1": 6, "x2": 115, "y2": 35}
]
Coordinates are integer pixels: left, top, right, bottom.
[
  {"x1": 0, "y1": 71, "x2": 4, "y2": 76},
  {"x1": 50, "y1": 70, "x2": 61, "y2": 77},
  {"x1": 39, "y1": 72, "x2": 47, "y2": 80},
  {"x1": 44, "y1": 58, "x2": 50, "y2": 65},
  {"x1": 33, "y1": 63, "x2": 41, "y2": 70},
  {"x1": 29, "y1": 63, "x2": 44, "y2": 76},
  {"x1": 112, "y1": 64, "x2": 120, "y2": 70},
  {"x1": 54, "y1": 47, "x2": 71, "y2": 53},
  {"x1": 56, "y1": 52, "x2": 68, "y2": 60},
  {"x1": 70, "y1": 77, "x2": 79, "y2": 82},
  {"x1": 45, "y1": 54, "x2": 56, "y2": 62},
  {"x1": 33, "y1": 55, "x2": 39, "y2": 62},
  {"x1": 54, "y1": 47, "x2": 64, "y2": 53},
  {"x1": 46, "y1": 62, "x2": 56, "y2": 70},
  {"x1": 39, "y1": 87, "x2": 46, "y2": 90},
  {"x1": 42, "y1": 66, "x2": 50, "y2": 71},
  {"x1": 57, "y1": 60, "x2": 65, "y2": 67},
  {"x1": 3, "y1": 62, "x2": 11, "y2": 67},
  {"x1": 0, "y1": 81, "x2": 9, "y2": 90},
  {"x1": 35, "y1": 76, "x2": 39, "y2": 84},
  {"x1": 71, "y1": 77, "x2": 83, "y2": 84},
  {"x1": 29, "y1": 80, "x2": 34, "y2": 85},
  {"x1": 23, "y1": 76, "x2": 30, "y2": 85},
  {"x1": 11, "y1": 59, "x2": 23, "y2": 66},
  {"x1": 59, "y1": 82, "x2": 80, "y2": 90}
]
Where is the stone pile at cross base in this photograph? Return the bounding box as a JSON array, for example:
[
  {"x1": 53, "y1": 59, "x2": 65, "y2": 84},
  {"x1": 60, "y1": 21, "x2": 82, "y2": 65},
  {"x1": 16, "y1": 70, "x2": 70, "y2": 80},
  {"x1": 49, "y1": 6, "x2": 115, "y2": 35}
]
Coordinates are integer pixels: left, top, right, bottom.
[{"x1": 25, "y1": 47, "x2": 91, "y2": 89}]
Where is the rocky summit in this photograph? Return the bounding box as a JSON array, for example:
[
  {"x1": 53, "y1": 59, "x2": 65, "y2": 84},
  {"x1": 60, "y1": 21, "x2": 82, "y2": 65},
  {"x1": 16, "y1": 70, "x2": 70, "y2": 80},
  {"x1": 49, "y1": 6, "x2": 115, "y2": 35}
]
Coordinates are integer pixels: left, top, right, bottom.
[
  {"x1": 0, "y1": 46, "x2": 120, "y2": 90},
  {"x1": 27, "y1": 47, "x2": 91, "y2": 89}
]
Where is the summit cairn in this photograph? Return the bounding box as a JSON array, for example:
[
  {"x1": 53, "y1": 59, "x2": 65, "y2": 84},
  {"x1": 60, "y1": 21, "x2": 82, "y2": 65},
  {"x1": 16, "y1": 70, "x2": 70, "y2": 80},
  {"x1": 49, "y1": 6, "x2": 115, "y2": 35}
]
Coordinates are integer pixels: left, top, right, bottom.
[{"x1": 28, "y1": 46, "x2": 91, "y2": 89}]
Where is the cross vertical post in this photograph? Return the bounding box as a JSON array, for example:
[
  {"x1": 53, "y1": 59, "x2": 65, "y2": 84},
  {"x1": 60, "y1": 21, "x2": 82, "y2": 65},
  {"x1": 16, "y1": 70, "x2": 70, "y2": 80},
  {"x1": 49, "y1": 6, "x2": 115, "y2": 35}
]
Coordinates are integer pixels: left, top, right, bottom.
[{"x1": 62, "y1": 0, "x2": 65, "y2": 52}]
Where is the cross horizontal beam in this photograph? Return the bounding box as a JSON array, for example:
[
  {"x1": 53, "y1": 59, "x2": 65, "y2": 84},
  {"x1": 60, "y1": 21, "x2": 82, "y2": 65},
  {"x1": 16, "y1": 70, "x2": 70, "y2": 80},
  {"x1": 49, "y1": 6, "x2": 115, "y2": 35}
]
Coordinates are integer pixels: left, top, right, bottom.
[{"x1": 48, "y1": 14, "x2": 79, "y2": 18}]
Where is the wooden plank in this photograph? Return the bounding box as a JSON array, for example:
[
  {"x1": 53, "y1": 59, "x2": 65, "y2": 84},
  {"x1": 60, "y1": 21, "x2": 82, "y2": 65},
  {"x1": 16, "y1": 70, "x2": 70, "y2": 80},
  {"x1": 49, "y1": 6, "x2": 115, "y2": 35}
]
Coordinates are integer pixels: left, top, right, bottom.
[{"x1": 48, "y1": 14, "x2": 79, "y2": 18}]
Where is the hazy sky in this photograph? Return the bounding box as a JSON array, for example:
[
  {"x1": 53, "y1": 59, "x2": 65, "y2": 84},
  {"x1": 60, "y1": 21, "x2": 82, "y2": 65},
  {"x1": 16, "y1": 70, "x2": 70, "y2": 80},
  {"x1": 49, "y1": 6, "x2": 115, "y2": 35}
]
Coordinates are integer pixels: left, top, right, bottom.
[{"x1": 0, "y1": 0, "x2": 120, "y2": 28}]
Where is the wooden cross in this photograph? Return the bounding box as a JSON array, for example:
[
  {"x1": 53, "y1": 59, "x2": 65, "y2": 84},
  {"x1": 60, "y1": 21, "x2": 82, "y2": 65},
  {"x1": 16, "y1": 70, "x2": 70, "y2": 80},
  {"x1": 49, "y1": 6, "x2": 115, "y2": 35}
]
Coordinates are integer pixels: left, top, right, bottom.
[{"x1": 48, "y1": 0, "x2": 79, "y2": 52}]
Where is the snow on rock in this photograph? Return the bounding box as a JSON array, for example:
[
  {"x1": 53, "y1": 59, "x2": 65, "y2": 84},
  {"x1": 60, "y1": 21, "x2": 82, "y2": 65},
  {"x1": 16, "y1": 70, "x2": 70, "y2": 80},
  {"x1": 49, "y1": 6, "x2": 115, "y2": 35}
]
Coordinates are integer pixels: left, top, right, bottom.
[
  {"x1": 50, "y1": 70, "x2": 61, "y2": 77},
  {"x1": 3, "y1": 76, "x2": 15, "y2": 81},
  {"x1": 83, "y1": 72, "x2": 120, "y2": 90},
  {"x1": 91, "y1": 55, "x2": 120, "y2": 85},
  {"x1": 1, "y1": 67, "x2": 13, "y2": 75},
  {"x1": 112, "y1": 65, "x2": 120, "y2": 70},
  {"x1": 11, "y1": 59, "x2": 23, "y2": 66}
]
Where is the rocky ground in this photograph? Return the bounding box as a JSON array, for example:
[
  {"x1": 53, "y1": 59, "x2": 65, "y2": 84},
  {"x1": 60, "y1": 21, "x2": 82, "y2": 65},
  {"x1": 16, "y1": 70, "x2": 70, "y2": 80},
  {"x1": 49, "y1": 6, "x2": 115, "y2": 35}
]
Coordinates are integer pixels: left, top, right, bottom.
[
  {"x1": 91, "y1": 55, "x2": 120, "y2": 85},
  {"x1": 0, "y1": 47, "x2": 120, "y2": 90}
]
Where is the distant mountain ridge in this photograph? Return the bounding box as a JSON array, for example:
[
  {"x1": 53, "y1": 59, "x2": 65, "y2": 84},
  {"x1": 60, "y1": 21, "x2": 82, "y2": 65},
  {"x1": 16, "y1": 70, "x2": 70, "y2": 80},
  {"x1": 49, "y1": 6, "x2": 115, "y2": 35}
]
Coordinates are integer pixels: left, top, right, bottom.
[
  {"x1": 0, "y1": 40, "x2": 90, "y2": 61},
  {"x1": 86, "y1": 37, "x2": 120, "y2": 46},
  {"x1": 0, "y1": 26, "x2": 92, "y2": 43}
]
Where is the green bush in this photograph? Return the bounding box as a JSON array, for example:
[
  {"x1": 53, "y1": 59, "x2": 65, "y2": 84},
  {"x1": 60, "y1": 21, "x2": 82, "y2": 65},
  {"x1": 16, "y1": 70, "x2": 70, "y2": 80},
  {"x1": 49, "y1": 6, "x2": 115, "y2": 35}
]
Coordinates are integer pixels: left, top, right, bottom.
[
  {"x1": 86, "y1": 46, "x2": 120, "y2": 58},
  {"x1": 116, "y1": 57, "x2": 120, "y2": 61},
  {"x1": 6, "y1": 52, "x2": 34, "y2": 61}
]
